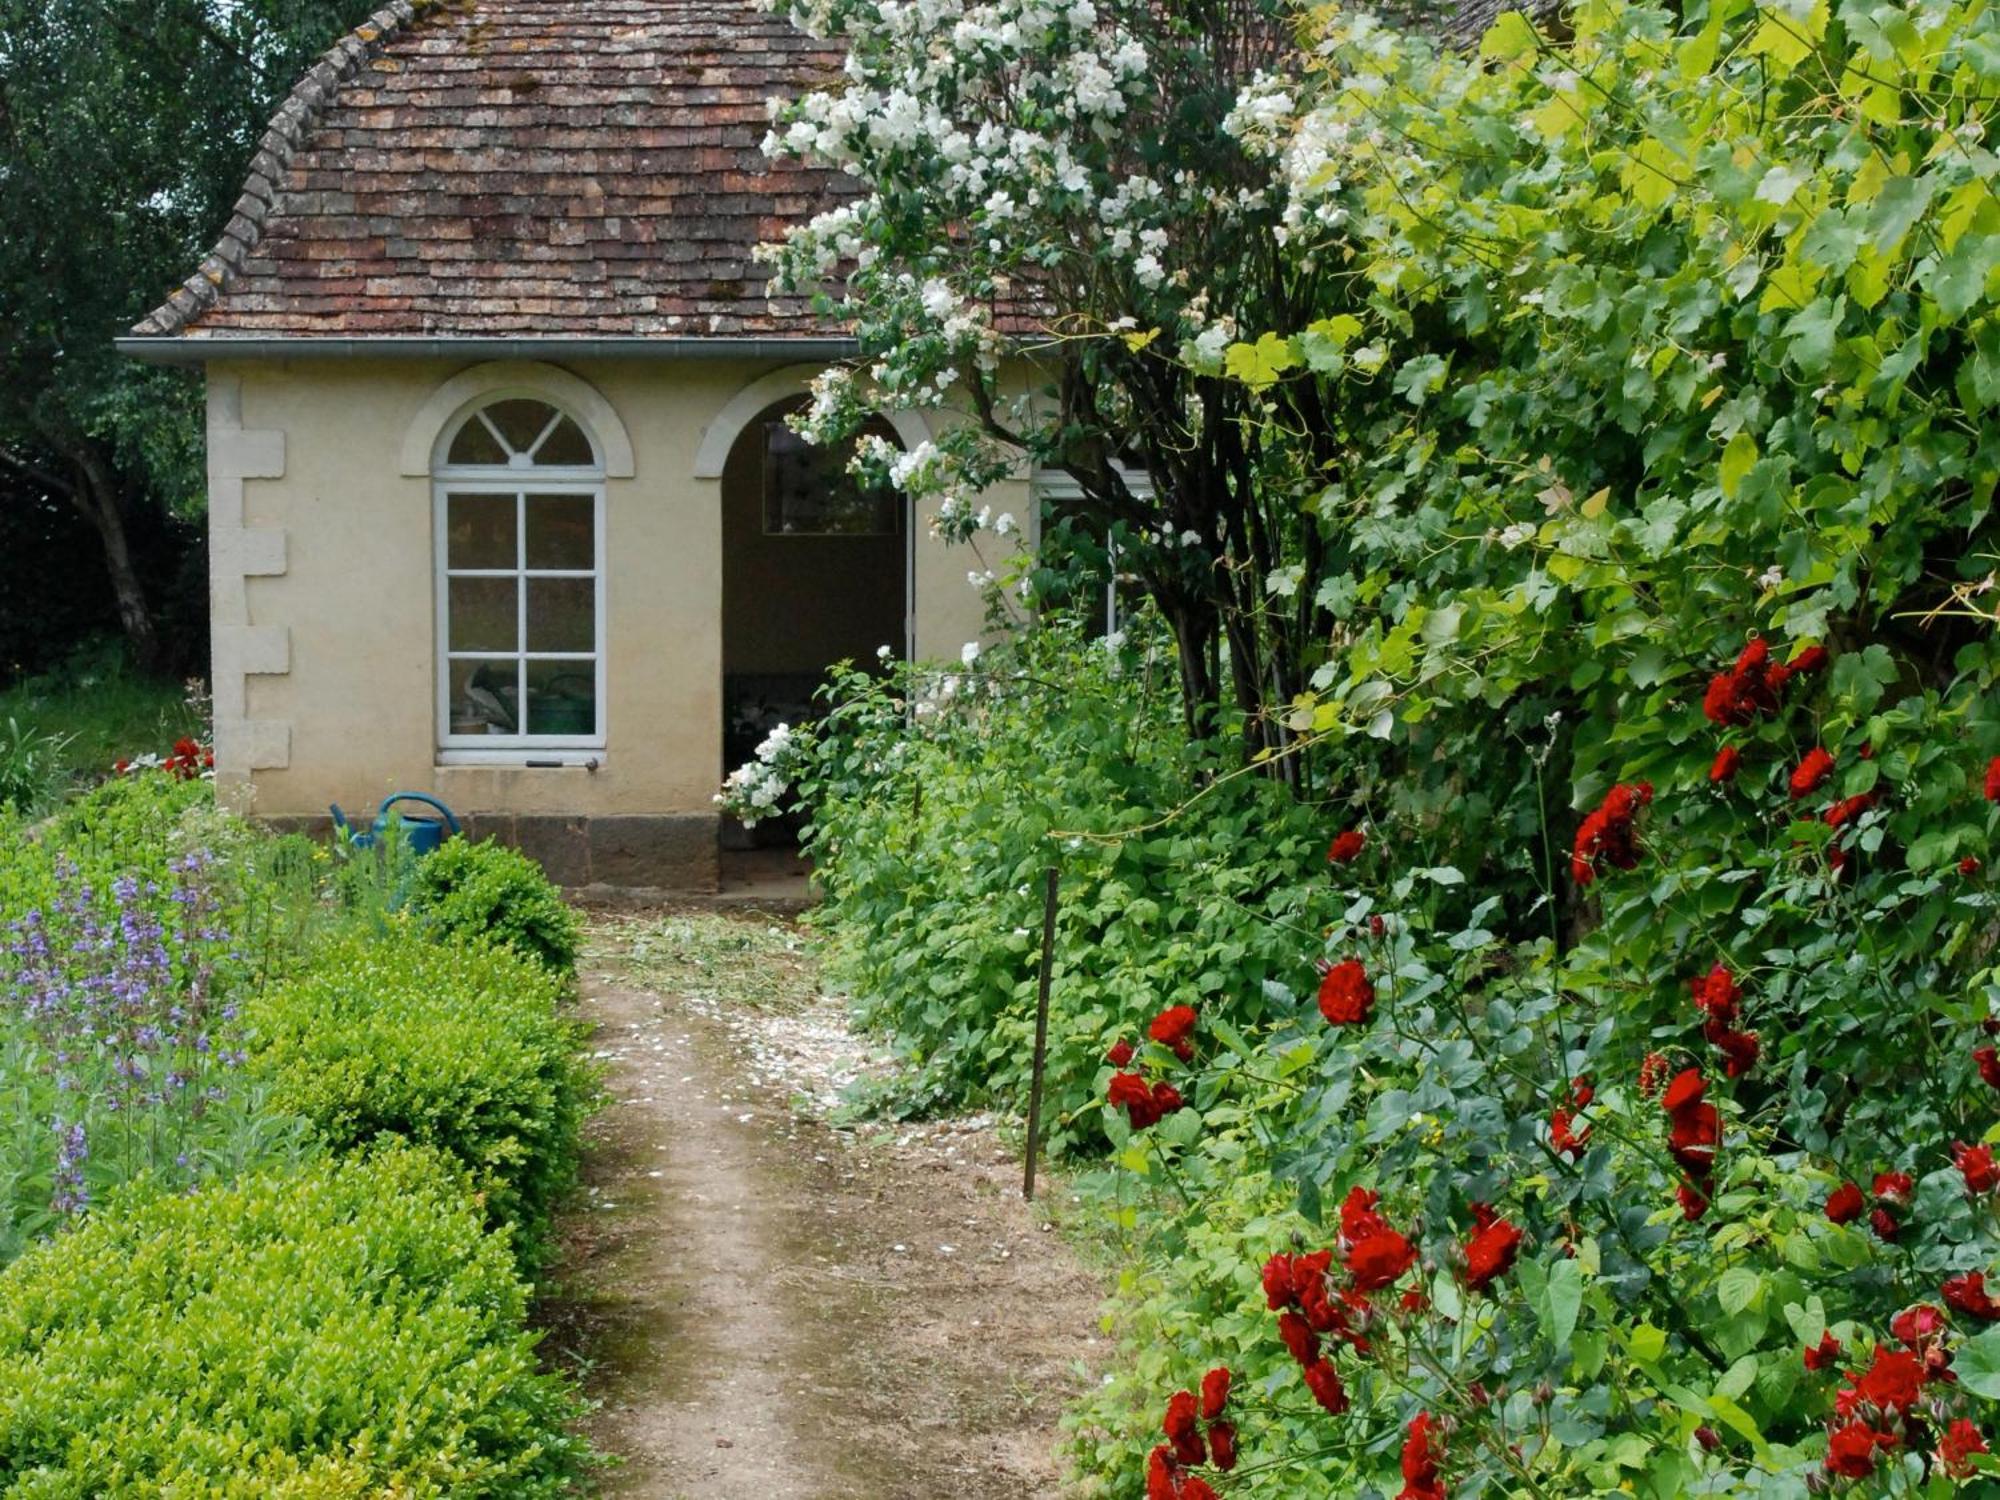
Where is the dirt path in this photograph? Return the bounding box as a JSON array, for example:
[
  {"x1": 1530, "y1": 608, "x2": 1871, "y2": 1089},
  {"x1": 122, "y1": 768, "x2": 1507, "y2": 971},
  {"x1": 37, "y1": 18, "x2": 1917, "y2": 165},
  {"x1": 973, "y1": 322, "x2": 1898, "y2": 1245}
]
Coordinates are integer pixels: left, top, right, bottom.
[{"x1": 541, "y1": 913, "x2": 1105, "y2": 1500}]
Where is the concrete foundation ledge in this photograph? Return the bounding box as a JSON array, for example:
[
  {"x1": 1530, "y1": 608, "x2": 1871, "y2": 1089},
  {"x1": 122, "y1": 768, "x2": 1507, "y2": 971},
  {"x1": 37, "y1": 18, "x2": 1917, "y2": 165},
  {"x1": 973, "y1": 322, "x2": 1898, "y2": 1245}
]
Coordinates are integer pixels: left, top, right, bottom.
[{"x1": 255, "y1": 810, "x2": 721, "y2": 894}]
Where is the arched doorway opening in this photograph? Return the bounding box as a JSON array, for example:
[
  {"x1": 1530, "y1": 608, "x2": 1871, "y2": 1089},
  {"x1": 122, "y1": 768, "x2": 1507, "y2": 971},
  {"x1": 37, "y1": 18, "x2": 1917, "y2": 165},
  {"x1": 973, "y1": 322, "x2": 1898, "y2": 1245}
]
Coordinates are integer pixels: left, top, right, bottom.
[{"x1": 720, "y1": 396, "x2": 906, "y2": 845}]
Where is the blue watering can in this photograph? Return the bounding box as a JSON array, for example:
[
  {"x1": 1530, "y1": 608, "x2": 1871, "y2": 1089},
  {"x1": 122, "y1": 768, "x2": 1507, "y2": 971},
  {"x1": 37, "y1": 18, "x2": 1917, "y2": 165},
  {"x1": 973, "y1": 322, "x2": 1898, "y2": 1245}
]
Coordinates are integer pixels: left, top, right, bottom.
[{"x1": 329, "y1": 792, "x2": 462, "y2": 857}]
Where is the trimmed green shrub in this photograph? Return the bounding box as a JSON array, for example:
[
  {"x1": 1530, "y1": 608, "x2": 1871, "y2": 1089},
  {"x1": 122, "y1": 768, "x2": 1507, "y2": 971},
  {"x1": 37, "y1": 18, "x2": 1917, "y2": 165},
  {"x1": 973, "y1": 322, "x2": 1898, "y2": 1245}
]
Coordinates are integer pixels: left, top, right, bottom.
[
  {"x1": 405, "y1": 837, "x2": 580, "y2": 977},
  {"x1": 0, "y1": 1145, "x2": 592, "y2": 1496},
  {"x1": 243, "y1": 930, "x2": 592, "y2": 1260}
]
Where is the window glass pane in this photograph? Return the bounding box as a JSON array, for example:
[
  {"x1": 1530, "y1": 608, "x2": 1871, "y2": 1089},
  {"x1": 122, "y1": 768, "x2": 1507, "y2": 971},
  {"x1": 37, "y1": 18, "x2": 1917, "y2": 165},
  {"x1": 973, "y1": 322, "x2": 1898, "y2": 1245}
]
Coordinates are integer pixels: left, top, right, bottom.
[
  {"x1": 447, "y1": 493, "x2": 516, "y2": 568},
  {"x1": 482, "y1": 399, "x2": 560, "y2": 456},
  {"x1": 524, "y1": 660, "x2": 596, "y2": 736},
  {"x1": 533, "y1": 416, "x2": 594, "y2": 467},
  {"x1": 448, "y1": 577, "x2": 518, "y2": 651},
  {"x1": 526, "y1": 578, "x2": 595, "y2": 652},
  {"x1": 447, "y1": 416, "x2": 508, "y2": 466},
  {"x1": 524, "y1": 494, "x2": 594, "y2": 569},
  {"x1": 762, "y1": 422, "x2": 899, "y2": 535},
  {"x1": 447, "y1": 659, "x2": 520, "y2": 734}
]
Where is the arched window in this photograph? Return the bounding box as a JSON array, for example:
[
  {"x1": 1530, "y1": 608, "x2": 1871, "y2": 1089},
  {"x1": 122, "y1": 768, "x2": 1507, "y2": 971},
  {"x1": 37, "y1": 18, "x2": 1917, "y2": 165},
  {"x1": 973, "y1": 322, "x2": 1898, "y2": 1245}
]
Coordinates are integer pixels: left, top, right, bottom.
[{"x1": 434, "y1": 395, "x2": 605, "y2": 752}]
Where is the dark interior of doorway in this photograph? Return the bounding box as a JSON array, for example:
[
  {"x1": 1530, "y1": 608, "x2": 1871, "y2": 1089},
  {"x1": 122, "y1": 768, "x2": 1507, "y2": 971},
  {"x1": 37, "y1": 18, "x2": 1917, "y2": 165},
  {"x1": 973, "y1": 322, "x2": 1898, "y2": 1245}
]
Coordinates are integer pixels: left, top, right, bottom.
[{"x1": 720, "y1": 397, "x2": 906, "y2": 851}]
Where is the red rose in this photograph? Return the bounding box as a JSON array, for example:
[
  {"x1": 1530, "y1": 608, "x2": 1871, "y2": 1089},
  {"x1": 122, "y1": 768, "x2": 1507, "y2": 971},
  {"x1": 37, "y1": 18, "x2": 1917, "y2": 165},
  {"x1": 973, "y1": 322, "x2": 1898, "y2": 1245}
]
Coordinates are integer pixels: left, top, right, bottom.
[
  {"x1": 1977, "y1": 1044, "x2": 2000, "y2": 1090},
  {"x1": 1945, "y1": 1271, "x2": 2000, "y2": 1322},
  {"x1": 1146, "y1": 1446, "x2": 1178, "y2": 1500},
  {"x1": 1179, "y1": 1481, "x2": 1216, "y2": 1500},
  {"x1": 1676, "y1": 1180, "x2": 1710, "y2": 1221},
  {"x1": 1703, "y1": 638, "x2": 1781, "y2": 727},
  {"x1": 1106, "y1": 1039, "x2": 1135, "y2": 1067},
  {"x1": 1789, "y1": 747, "x2": 1835, "y2": 799},
  {"x1": 1162, "y1": 1389, "x2": 1205, "y2": 1467},
  {"x1": 1549, "y1": 1105, "x2": 1590, "y2": 1158},
  {"x1": 1710, "y1": 1029, "x2": 1759, "y2": 1077},
  {"x1": 1940, "y1": 1418, "x2": 1989, "y2": 1479},
  {"x1": 1957, "y1": 1141, "x2": 2000, "y2": 1194},
  {"x1": 1873, "y1": 1171, "x2": 1915, "y2": 1208},
  {"x1": 1823, "y1": 793, "x2": 1873, "y2": 830},
  {"x1": 1317, "y1": 960, "x2": 1375, "y2": 1026},
  {"x1": 1660, "y1": 1068, "x2": 1707, "y2": 1115},
  {"x1": 1462, "y1": 1215, "x2": 1523, "y2": 1292},
  {"x1": 1345, "y1": 1229, "x2": 1418, "y2": 1291},
  {"x1": 1261, "y1": 1253, "x2": 1295, "y2": 1311},
  {"x1": 1161, "y1": 1388, "x2": 1205, "y2": 1467},
  {"x1": 1301, "y1": 1358, "x2": 1347, "y2": 1415},
  {"x1": 1277, "y1": 1310, "x2": 1319, "y2": 1367},
  {"x1": 1689, "y1": 964, "x2": 1741, "y2": 1025},
  {"x1": 1148, "y1": 1004, "x2": 1199, "y2": 1063},
  {"x1": 1327, "y1": 829, "x2": 1366, "y2": 864},
  {"x1": 1398, "y1": 1411, "x2": 1445, "y2": 1500},
  {"x1": 1368, "y1": 913, "x2": 1387, "y2": 938},
  {"x1": 1870, "y1": 1206, "x2": 1901, "y2": 1242},
  {"x1": 1826, "y1": 1421, "x2": 1886, "y2": 1479},
  {"x1": 1108, "y1": 1072, "x2": 1180, "y2": 1130},
  {"x1": 1570, "y1": 1076, "x2": 1595, "y2": 1108},
  {"x1": 1963, "y1": 856, "x2": 1983, "y2": 877},
  {"x1": 1825, "y1": 1181, "x2": 1865, "y2": 1224},
  {"x1": 1207, "y1": 1421, "x2": 1237, "y2": 1472},
  {"x1": 1571, "y1": 781, "x2": 1653, "y2": 886},
  {"x1": 1112, "y1": 1072, "x2": 1160, "y2": 1120},
  {"x1": 1851, "y1": 1346, "x2": 1924, "y2": 1411},
  {"x1": 1199, "y1": 1366, "x2": 1231, "y2": 1421},
  {"x1": 1804, "y1": 1331, "x2": 1842, "y2": 1371},
  {"x1": 1667, "y1": 1102, "x2": 1719, "y2": 1174},
  {"x1": 1986, "y1": 755, "x2": 2000, "y2": 802},
  {"x1": 1709, "y1": 744, "x2": 1741, "y2": 783},
  {"x1": 1338, "y1": 1186, "x2": 1388, "y2": 1245},
  {"x1": 1789, "y1": 645, "x2": 1830, "y2": 674},
  {"x1": 1890, "y1": 1303, "x2": 1947, "y2": 1347}
]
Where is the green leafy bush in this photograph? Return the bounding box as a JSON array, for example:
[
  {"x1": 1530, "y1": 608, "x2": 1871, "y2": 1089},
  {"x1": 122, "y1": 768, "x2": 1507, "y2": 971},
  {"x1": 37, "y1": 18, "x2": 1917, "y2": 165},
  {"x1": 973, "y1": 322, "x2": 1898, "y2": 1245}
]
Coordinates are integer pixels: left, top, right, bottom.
[
  {"x1": 0, "y1": 1145, "x2": 591, "y2": 1496},
  {"x1": 243, "y1": 930, "x2": 592, "y2": 1261},
  {"x1": 795, "y1": 626, "x2": 1344, "y2": 1149},
  {"x1": 785, "y1": 0, "x2": 2000, "y2": 1489},
  {"x1": 405, "y1": 837, "x2": 581, "y2": 977}
]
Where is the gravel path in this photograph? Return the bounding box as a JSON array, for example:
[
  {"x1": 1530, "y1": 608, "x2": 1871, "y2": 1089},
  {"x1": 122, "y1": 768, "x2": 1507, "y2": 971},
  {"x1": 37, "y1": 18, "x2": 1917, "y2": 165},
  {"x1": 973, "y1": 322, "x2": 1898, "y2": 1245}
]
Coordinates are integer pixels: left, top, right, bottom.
[{"x1": 541, "y1": 913, "x2": 1105, "y2": 1500}]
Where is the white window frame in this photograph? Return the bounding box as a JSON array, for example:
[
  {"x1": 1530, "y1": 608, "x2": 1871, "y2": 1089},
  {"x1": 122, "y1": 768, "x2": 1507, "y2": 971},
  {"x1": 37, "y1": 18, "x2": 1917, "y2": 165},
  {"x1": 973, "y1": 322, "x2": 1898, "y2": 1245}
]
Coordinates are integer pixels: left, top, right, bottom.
[
  {"x1": 433, "y1": 401, "x2": 607, "y2": 761},
  {"x1": 1031, "y1": 461, "x2": 1154, "y2": 636}
]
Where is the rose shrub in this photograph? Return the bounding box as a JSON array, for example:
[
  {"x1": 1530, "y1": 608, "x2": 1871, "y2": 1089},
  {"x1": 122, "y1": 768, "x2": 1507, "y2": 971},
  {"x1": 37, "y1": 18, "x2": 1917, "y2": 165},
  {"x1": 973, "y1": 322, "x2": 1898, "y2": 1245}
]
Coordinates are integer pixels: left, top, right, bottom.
[{"x1": 772, "y1": 0, "x2": 2000, "y2": 1491}]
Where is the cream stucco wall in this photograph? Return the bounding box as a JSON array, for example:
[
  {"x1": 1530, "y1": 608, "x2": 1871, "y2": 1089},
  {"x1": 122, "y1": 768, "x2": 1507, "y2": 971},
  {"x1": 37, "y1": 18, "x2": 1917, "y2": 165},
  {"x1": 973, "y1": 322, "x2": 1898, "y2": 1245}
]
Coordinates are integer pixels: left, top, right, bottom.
[{"x1": 204, "y1": 355, "x2": 1023, "y2": 835}]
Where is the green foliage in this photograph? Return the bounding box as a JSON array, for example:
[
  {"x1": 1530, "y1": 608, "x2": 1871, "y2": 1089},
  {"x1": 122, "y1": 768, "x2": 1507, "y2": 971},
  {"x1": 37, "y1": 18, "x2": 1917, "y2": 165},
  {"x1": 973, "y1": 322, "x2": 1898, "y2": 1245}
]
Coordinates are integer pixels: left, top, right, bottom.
[
  {"x1": 243, "y1": 931, "x2": 593, "y2": 1261},
  {"x1": 797, "y1": 2, "x2": 2000, "y2": 1488},
  {"x1": 0, "y1": 644, "x2": 205, "y2": 783},
  {"x1": 0, "y1": 0, "x2": 382, "y2": 667},
  {"x1": 0, "y1": 718, "x2": 72, "y2": 814},
  {"x1": 0, "y1": 1145, "x2": 592, "y2": 1497},
  {"x1": 800, "y1": 621, "x2": 1345, "y2": 1145},
  {"x1": 405, "y1": 837, "x2": 582, "y2": 978}
]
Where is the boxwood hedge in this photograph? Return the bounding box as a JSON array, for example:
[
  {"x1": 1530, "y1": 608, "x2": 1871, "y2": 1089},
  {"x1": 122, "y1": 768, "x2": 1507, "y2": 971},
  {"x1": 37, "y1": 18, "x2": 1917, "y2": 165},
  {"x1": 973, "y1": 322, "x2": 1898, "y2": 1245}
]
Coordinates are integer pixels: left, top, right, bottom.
[
  {"x1": 243, "y1": 929, "x2": 593, "y2": 1261},
  {"x1": 0, "y1": 1145, "x2": 591, "y2": 1497}
]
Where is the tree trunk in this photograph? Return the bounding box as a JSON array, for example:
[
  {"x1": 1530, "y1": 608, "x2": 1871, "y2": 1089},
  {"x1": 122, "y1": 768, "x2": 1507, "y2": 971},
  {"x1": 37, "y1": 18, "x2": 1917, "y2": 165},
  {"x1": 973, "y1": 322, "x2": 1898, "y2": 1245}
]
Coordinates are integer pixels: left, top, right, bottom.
[{"x1": 58, "y1": 437, "x2": 162, "y2": 674}]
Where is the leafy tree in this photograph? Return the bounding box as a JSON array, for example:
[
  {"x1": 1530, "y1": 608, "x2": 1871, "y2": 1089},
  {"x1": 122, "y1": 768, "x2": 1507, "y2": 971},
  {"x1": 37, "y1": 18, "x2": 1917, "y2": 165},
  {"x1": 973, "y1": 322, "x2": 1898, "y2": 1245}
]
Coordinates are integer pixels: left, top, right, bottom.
[
  {"x1": 761, "y1": 0, "x2": 1367, "y2": 755},
  {"x1": 0, "y1": 0, "x2": 375, "y2": 673}
]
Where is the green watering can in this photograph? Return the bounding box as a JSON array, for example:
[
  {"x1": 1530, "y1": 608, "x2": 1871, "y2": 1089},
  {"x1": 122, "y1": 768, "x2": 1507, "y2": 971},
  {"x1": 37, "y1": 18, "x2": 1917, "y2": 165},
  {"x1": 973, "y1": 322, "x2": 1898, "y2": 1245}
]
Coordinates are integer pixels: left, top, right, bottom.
[{"x1": 330, "y1": 792, "x2": 462, "y2": 857}]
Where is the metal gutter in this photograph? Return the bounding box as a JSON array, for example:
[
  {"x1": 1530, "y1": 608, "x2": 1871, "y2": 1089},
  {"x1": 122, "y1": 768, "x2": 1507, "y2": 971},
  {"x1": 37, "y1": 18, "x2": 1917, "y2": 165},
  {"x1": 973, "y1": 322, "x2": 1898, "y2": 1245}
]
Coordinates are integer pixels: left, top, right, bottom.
[{"x1": 115, "y1": 334, "x2": 863, "y2": 365}]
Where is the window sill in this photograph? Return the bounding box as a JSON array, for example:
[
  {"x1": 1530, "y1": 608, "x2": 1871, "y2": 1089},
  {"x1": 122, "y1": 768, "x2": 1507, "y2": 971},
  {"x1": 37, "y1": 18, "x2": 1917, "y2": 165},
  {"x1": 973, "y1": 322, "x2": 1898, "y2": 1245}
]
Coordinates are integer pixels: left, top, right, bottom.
[{"x1": 437, "y1": 750, "x2": 603, "y2": 770}]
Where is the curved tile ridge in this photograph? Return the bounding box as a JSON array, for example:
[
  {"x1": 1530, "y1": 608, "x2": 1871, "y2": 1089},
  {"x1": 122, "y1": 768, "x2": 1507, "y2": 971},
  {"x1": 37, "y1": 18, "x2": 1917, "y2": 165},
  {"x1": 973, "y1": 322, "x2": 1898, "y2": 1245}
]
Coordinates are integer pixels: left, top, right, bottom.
[{"x1": 130, "y1": 1, "x2": 424, "y2": 337}]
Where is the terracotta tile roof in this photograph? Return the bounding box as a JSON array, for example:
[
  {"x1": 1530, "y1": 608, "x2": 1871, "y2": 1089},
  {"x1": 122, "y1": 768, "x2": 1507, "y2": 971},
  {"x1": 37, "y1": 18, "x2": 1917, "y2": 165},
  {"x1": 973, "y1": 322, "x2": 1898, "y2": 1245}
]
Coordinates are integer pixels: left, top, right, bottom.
[
  {"x1": 136, "y1": 0, "x2": 855, "y2": 339},
  {"x1": 134, "y1": 0, "x2": 1565, "y2": 344}
]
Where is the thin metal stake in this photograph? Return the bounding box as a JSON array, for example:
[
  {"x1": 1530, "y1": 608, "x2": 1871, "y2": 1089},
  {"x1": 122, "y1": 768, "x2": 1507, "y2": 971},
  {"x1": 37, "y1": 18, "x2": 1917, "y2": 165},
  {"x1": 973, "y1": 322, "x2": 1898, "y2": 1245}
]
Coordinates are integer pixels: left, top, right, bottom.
[{"x1": 1024, "y1": 864, "x2": 1060, "y2": 1201}]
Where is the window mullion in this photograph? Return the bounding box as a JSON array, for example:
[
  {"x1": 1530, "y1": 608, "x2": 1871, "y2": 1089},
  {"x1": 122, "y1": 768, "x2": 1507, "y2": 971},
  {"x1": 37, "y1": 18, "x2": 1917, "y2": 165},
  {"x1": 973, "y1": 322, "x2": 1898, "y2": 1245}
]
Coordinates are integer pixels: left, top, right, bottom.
[{"x1": 516, "y1": 491, "x2": 529, "y2": 736}]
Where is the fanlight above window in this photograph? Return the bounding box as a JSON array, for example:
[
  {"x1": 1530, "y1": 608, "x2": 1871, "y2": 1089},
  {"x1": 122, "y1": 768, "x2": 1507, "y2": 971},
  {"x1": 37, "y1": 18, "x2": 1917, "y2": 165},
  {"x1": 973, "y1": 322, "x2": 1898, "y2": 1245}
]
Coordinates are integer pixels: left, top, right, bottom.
[{"x1": 445, "y1": 397, "x2": 597, "y2": 469}]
